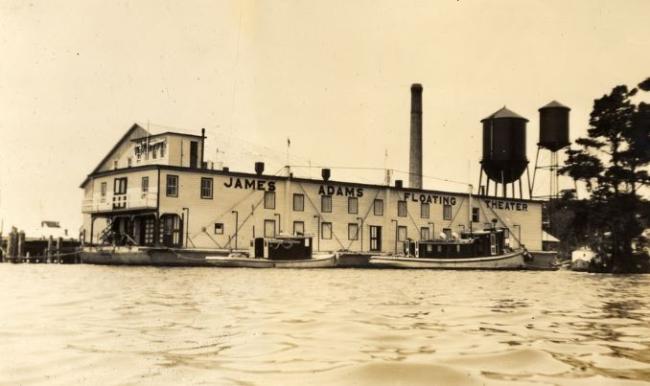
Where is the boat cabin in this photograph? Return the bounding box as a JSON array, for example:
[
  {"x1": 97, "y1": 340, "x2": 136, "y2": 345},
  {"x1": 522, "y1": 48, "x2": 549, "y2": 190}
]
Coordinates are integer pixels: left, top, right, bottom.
[
  {"x1": 408, "y1": 228, "x2": 508, "y2": 258},
  {"x1": 251, "y1": 235, "x2": 313, "y2": 260}
]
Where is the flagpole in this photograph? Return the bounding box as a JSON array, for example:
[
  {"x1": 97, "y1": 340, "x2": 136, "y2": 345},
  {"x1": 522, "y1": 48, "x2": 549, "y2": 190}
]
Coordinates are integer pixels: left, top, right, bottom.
[{"x1": 286, "y1": 137, "x2": 291, "y2": 176}]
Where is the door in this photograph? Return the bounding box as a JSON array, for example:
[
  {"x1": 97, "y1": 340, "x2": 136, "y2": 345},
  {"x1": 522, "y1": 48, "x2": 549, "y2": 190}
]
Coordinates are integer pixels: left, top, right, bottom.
[
  {"x1": 254, "y1": 238, "x2": 264, "y2": 258},
  {"x1": 369, "y1": 225, "x2": 382, "y2": 252},
  {"x1": 161, "y1": 214, "x2": 183, "y2": 247},
  {"x1": 189, "y1": 141, "x2": 199, "y2": 168}
]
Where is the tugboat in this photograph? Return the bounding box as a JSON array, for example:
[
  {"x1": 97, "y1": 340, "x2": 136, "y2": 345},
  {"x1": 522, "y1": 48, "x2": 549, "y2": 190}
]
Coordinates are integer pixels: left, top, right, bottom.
[
  {"x1": 370, "y1": 227, "x2": 528, "y2": 270},
  {"x1": 206, "y1": 235, "x2": 337, "y2": 268}
]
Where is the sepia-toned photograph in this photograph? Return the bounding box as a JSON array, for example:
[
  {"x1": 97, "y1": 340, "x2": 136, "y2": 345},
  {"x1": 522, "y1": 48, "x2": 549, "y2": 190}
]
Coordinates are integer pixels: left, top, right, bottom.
[{"x1": 1, "y1": 1, "x2": 649, "y2": 385}]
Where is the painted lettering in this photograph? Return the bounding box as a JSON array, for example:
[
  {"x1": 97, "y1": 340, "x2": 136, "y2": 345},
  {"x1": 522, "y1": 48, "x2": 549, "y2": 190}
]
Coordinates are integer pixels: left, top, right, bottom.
[
  {"x1": 223, "y1": 177, "x2": 275, "y2": 192},
  {"x1": 483, "y1": 199, "x2": 528, "y2": 212},
  {"x1": 318, "y1": 184, "x2": 364, "y2": 197}
]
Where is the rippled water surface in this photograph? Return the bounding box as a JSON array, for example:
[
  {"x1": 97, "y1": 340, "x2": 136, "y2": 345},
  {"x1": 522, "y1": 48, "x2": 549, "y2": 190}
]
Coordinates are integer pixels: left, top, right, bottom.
[{"x1": 1, "y1": 266, "x2": 649, "y2": 385}]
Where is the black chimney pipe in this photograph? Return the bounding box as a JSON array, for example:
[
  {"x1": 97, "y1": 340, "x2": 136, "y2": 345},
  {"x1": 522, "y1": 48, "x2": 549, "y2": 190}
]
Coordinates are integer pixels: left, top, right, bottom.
[
  {"x1": 200, "y1": 128, "x2": 206, "y2": 169},
  {"x1": 255, "y1": 162, "x2": 264, "y2": 176},
  {"x1": 322, "y1": 168, "x2": 331, "y2": 181},
  {"x1": 395, "y1": 180, "x2": 403, "y2": 188},
  {"x1": 409, "y1": 84, "x2": 423, "y2": 189}
]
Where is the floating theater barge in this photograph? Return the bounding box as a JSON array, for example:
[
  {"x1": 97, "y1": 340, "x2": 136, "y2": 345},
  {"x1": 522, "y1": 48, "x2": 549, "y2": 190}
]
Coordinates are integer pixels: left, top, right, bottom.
[{"x1": 79, "y1": 84, "x2": 560, "y2": 268}]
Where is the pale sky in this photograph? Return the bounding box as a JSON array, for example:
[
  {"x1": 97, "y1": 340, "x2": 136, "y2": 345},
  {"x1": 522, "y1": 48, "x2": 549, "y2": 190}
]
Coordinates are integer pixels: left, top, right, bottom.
[{"x1": 1, "y1": 0, "x2": 649, "y2": 233}]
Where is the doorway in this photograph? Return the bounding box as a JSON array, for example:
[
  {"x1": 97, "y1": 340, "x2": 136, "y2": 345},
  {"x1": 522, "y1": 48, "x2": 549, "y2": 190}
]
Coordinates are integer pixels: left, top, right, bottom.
[
  {"x1": 189, "y1": 141, "x2": 199, "y2": 168},
  {"x1": 369, "y1": 225, "x2": 382, "y2": 252}
]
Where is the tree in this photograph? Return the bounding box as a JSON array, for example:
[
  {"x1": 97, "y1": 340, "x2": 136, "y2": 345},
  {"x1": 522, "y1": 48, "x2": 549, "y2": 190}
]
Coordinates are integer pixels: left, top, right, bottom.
[{"x1": 560, "y1": 78, "x2": 650, "y2": 272}]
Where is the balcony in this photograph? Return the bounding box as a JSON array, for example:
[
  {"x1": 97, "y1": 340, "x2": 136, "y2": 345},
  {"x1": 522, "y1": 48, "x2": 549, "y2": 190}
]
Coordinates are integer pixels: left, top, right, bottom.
[{"x1": 82, "y1": 190, "x2": 158, "y2": 214}]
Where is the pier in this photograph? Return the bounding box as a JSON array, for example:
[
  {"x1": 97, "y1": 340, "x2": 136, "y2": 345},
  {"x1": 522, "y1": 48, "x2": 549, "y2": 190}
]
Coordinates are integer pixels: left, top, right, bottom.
[{"x1": 0, "y1": 227, "x2": 81, "y2": 264}]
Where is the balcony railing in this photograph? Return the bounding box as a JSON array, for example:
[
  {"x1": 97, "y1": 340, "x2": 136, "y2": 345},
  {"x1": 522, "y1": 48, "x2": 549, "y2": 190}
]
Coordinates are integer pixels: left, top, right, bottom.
[{"x1": 82, "y1": 191, "x2": 158, "y2": 213}]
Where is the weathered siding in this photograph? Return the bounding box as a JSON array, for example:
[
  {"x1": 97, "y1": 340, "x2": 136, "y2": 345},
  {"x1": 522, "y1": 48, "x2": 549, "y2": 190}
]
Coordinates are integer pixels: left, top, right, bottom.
[{"x1": 155, "y1": 169, "x2": 543, "y2": 252}]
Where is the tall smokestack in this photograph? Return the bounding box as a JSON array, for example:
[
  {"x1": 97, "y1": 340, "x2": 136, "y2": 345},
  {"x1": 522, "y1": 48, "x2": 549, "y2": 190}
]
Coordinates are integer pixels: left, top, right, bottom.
[{"x1": 409, "y1": 83, "x2": 423, "y2": 189}]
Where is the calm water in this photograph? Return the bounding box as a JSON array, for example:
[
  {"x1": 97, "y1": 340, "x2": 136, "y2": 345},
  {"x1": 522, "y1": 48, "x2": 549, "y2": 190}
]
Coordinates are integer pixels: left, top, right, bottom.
[{"x1": 1, "y1": 266, "x2": 649, "y2": 386}]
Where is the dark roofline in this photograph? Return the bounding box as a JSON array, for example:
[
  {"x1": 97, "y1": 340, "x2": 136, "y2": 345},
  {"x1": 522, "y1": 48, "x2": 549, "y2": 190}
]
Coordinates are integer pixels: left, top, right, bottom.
[
  {"x1": 539, "y1": 100, "x2": 570, "y2": 110},
  {"x1": 130, "y1": 131, "x2": 204, "y2": 141},
  {"x1": 81, "y1": 164, "x2": 545, "y2": 204}
]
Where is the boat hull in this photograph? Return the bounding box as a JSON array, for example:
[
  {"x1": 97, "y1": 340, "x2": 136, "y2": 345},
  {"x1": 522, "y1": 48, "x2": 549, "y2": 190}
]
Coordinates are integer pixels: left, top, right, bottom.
[
  {"x1": 370, "y1": 250, "x2": 526, "y2": 270},
  {"x1": 205, "y1": 256, "x2": 274, "y2": 268},
  {"x1": 205, "y1": 254, "x2": 337, "y2": 268},
  {"x1": 80, "y1": 247, "x2": 236, "y2": 267},
  {"x1": 525, "y1": 250, "x2": 559, "y2": 270},
  {"x1": 273, "y1": 255, "x2": 337, "y2": 268},
  {"x1": 335, "y1": 253, "x2": 372, "y2": 268}
]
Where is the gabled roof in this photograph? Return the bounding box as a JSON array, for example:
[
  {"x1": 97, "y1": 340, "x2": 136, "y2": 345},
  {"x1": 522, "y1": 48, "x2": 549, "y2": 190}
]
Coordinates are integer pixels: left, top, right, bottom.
[
  {"x1": 539, "y1": 100, "x2": 570, "y2": 110},
  {"x1": 80, "y1": 123, "x2": 149, "y2": 188},
  {"x1": 481, "y1": 106, "x2": 528, "y2": 122}
]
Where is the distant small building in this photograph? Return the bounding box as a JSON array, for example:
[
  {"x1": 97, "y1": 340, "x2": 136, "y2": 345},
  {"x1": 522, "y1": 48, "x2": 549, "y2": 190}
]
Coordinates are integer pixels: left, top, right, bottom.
[{"x1": 24, "y1": 221, "x2": 74, "y2": 241}]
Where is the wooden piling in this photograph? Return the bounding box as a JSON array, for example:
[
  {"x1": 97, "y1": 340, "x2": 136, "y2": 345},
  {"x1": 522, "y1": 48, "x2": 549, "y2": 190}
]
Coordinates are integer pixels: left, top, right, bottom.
[
  {"x1": 56, "y1": 237, "x2": 63, "y2": 263},
  {"x1": 47, "y1": 236, "x2": 54, "y2": 263},
  {"x1": 7, "y1": 228, "x2": 16, "y2": 261},
  {"x1": 17, "y1": 231, "x2": 25, "y2": 259}
]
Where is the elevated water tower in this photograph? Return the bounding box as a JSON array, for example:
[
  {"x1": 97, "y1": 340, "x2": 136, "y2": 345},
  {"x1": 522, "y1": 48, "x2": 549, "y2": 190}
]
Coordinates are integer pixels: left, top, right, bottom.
[
  {"x1": 478, "y1": 107, "x2": 530, "y2": 198},
  {"x1": 532, "y1": 101, "x2": 571, "y2": 199}
]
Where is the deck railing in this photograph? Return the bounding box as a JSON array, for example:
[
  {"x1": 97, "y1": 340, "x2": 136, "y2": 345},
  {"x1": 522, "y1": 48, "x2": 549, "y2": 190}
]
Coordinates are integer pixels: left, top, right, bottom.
[{"x1": 82, "y1": 191, "x2": 158, "y2": 213}]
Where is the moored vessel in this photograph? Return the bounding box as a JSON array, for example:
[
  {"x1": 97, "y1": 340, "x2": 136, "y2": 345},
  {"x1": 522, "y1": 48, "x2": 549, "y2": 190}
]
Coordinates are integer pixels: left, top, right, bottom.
[
  {"x1": 205, "y1": 235, "x2": 337, "y2": 268},
  {"x1": 369, "y1": 227, "x2": 528, "y2": 270}
]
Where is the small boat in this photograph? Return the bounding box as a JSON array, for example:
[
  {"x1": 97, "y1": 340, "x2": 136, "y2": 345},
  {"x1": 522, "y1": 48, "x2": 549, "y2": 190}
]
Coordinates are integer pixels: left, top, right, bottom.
[
  {"x1": 370, "y1": 227, "x2": 528, "y2": 270},
  {"x1": 205, "y1": 235, "x2": 337, "y2": 268},
  {"x1": 204, "y1": 253, "x2": 336, "y2": 268},
  {"x1": 570, "y1": 246, "x2": 595, "y2": 272}
]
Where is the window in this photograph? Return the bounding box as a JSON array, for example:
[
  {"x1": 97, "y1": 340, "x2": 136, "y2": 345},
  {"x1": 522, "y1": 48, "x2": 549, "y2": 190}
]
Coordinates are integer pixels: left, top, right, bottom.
[
  {"x1": 398, "y1": 226, "x2": 407, "y2": 241},
  {"x1": 160, "y1": 142, "x2": 165, "y2": 157},
  {"x1": 443, "y1": 228, "x2": 452, "y2": 239},
  {"x1": 472, "y1": 207, "x2": 480, "y2": 223},
  {"x1": 321, "y1": 195, "x2": 332, "y2": 213},
  {"x1": 443, "y1": 204, "x2": 452, "y2": 220},
  {"x1": 348, "y1": 223, "x2": 359, "y2": 240},
  {"x1": 398, "y1": 201, "x2": 407, "y2": 217},
  {"x1": 113, "y1": 160, "x2": 118, "y2": 170},
  {"x1": 214, "y1": 223, "x2": 224, "y2": 234},
  {"x1": 113, "y1": 177, "x2": 127, "y2": 194},
  {"x1": 127, "y1": 158, "x2": 132, "y2": 167},
  {"x1": 264, "y1": 191, "x2": 275, "y2": 209},
  {"x1": 420, "y1": 227, "x2": 431, "y2": 240},
  {"x1": 201, "y1": 177, "x2": 213, "y2": 199},
  {"x1": 293, "y1": 221, "x2": 305, "y2": 235},
  {"x1": 166, "y1": 175, "x2": 179, "y2": 197},
  {"x1": 321, "y1": 222, "x2": 332, "y2": 239},
  {"x1": 100, "y1": 182, "x2": 107, "y2": 202},
  {"x1": 348, "y1": 197, "x2": 358, "y2": 214},
  {"x1": 374, "y1": 199, "x2": 384, "y2": 216},
  {"x1": 264, "y1": 219, "x2": 276, "y2": 237},
  {"x1": 421, "y1": 203, "x2": 430, "y2": 219},
  {"x1": 141, "y1": 177, "x2": 149, "y2": 193},
  {"x1": 293, "y1": 194, "x2": 304, "y2": 211}
]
